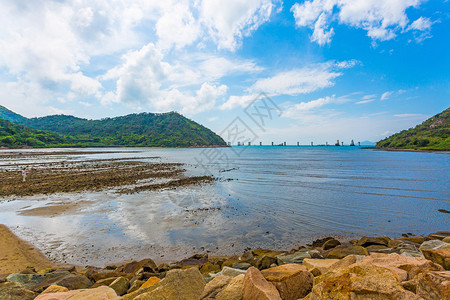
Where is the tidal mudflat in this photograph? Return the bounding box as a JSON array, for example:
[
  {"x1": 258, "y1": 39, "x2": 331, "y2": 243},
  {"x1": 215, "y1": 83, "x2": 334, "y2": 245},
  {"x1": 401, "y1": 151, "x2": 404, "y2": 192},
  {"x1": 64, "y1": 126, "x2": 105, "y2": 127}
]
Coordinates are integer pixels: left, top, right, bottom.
[{"x1": 0, "y1": 147, "x2": 448, "y2": 267}]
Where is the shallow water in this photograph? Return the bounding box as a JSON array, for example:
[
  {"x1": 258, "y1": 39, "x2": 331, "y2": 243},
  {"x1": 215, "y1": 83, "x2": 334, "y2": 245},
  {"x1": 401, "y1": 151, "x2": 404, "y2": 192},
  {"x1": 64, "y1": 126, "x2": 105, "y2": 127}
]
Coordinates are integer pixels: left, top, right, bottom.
[{"x1": 0, "y1": 146, "x2": 449, "y2": 266}]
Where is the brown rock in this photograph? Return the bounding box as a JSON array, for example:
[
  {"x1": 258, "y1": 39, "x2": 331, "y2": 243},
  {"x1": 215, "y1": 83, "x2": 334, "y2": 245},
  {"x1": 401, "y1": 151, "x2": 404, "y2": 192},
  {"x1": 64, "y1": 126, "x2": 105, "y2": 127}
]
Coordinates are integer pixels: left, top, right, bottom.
[
  {"x1": 216, "y1": 274, "x2": 244, "y2": 300},
  {"x1": 401, "y1": 236, "x2": 427, "y2": 244},
  {"x1": 34, "y1": 286, "x2": 119, "y2": 300},
  {"x1": 322, "y1": 239, "x2": 341, "y2": 250},
  {"x1": 421, "y1": 249, "x2": 450, "y2": 270},
  {"x1": 127, "y1": 280, "x2": 144, "y2": 293},
  {"x1": 116, "y1": 259, "x2": 157, "y2": 274},
  {"x1": 243, "y1": 267, "x2": 281, "y2": 300},
  {"x1": 50, "y1": 274, "x2": 92, "y2": 290},
  {"x1": 311, "y1": 237, "x2": 334, "y2": 248},
  {"x1": 123, "y1": 267, "x2": 205, "y2": 300},
  {"x1": 200, "y1": 262, "x2": 221, "y2": 275},
  {"x1": 326, "y1": 245, "x2": 368, "y2": 259},
  {"x1": 92, "y1": 271, "x2": 124, "y2": 282},
  {"x1": 201, "y1": 275, "x2": 232, "y2": 299},
  {"x1": 252, "y1": 249, "x2": 284, "y2": 257},
  {"x1": 261, "y1": 264, "x2": 313, "y2": 300},
  {"x1": 357, "y1": 236, "x2": 390, "y2": 247},
  {"x1": 91, "y1": 277, "x2": 118, "y2": 288},
  {"x1": 40, "y1": 285, "x2": 69, "y2": 294},
  {"x1": 140, "y1": 276, "x2": 160, "y2": 289},
  {"x1": 428, "y1": 231, "x2": 450, "y2": 240},
  {"x1": 310, "y1": 265, "x2": 421, "y2": 299},
  {"x1": 109, "y1": 276, "x2": 129, "y2": 296},
  {"x1": 256, "y1": 255, "x2": 278, "y2": 270}
]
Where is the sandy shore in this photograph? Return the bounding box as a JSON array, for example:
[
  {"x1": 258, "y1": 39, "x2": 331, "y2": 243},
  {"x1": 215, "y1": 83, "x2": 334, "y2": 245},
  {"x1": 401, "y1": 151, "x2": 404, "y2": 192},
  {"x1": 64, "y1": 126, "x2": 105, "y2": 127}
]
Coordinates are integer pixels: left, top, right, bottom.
[{"x1": 0, "y1": 225, "x2": 64, "y2": 274}]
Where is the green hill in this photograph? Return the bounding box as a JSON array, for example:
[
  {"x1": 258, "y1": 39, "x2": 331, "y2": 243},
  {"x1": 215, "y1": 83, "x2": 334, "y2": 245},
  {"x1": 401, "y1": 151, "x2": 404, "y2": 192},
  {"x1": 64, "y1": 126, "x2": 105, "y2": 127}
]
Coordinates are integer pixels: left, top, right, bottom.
[
  {"x1": 0, "y1": 105, "x2": 226, "y2": 148},
  {"x1": 0, "y1": 118, "x2": 71, "y2": 148},
  {"x1": 0, "y1": 105, "x2": 28, "y2": 124},
  {"x1": 376, "y1": 107, "x2": 450, "y2": 151}
]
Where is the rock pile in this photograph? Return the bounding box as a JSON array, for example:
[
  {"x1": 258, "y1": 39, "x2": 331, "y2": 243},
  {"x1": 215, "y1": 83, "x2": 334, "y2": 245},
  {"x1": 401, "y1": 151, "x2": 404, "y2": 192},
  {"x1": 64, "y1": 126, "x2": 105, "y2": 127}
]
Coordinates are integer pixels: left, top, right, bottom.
[{"x1": 0, "y1": 231, "x2": 448, "y2": 299}]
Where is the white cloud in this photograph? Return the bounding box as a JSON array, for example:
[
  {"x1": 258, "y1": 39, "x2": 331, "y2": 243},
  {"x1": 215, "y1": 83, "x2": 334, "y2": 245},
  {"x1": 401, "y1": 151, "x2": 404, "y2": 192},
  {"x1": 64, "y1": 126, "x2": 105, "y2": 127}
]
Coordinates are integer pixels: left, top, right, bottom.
[
  {"x1": 291, "y1": 0, "x2": 426, "y2": 45},
  {"x1": 394, "y1": 113, "x2": 425, "y2": 118},
  {"x1": 362, "y1": 94, "x2": 376, "y2": 100},
  {"x1": 283, "y1": 96, "x2": 335, "y2": 118},
  {"x1": 248, "y1": 61, "x2": 354, "y2": 96},
  {"x1": 356, "y1": 99, "x2": 375, "y2": 104},
  {"x1": 408, "y1": 17, "x2": 432, "y2": 31},
  {"x1": 199, "y1": 0, "x2": 281, "y2": 50},
  {"x1": 381, "y1": 91, "x2": 394, "y2": 101},
  {"x1": 220, "y1": 94, "x2": 259, "y2": 110}
]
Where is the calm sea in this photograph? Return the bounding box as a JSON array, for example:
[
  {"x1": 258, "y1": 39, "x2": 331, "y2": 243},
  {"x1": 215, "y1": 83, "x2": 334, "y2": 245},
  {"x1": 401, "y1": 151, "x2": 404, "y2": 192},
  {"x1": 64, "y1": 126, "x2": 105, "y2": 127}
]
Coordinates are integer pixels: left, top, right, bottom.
[{"x1": 0, "y1": 146, "x2": 448, "y2": 265}]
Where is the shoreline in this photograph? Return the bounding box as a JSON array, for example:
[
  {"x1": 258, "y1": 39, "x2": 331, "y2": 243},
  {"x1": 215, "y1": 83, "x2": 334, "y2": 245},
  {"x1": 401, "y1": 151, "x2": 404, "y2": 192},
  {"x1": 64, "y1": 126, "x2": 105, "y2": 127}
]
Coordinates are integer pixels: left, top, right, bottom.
[
  {"x1": 370, "y1": 146, "x2": 450, "y2": 153},
  {"x1": 1, "y1": 223, "x2": 448, "y2": 299}
]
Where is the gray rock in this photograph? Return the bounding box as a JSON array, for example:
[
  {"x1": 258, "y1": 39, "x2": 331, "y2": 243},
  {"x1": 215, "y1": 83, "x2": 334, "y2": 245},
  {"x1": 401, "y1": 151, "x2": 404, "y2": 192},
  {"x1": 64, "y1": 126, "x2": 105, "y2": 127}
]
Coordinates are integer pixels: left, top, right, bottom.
[
  {"x1": 221, "y1": 266, "x2": 247, "y2": 277},
  {"x1": 233, "y1": 262, "x2": 252, "y2": 270},
  {"x1": 419, "y1": 239, "x2": 450, "y2": 250},
  {"x1": 51, "y1": 274, "x2": 92, "y2": 290},
  {"x1": 6, "y1": 271, "x2": 70, "y2": 289},
  {"x1": 0, "y1": 282, "x2": 37, "y2": 300},
  {"x1": 276, "y1": 250, "x2": 311, "y2": 264}
]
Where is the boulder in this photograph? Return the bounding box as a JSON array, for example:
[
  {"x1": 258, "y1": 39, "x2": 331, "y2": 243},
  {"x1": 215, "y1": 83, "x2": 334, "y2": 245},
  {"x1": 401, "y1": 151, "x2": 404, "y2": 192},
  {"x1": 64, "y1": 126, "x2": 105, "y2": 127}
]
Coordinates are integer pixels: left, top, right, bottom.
[
  {"x1": 256, "y1": 255, "x2": 278, "y2": 270},
  {"x1": 311, "y1": 237, "x2": 334, "y2": 247},
  {"x1": 116, "y1": 259, "x2": 157, "y2": 274},
  {"x1": 179, "y1": 257, "x2": 209, "y2": 268},
  {"x1": 92, "y1": 271, "x2": 125, "y2": 282},
  {"x1": 0, "y1": 282, "x2": 37, "y2": 300},
  {"x1": 351, "y1": 253, "x2": 443, "y2": 281},
  {"x1": 401, "y1": 236, "x2": 427, "y2": 244},
  {"x1": 40, "y1": 285, "x2": 69, "y2": 294},
  {"x1": 310, "y1": 265, "x2": 421, "y2": 299},
  {"x1": 200, "y1": 275, "x2": 232, "y2": 299},
  {"x1": 127, "y1": 280, "x2": 145, "y2": 293},
  {"x1": 216, "y1": 274, "x2": 245, "y2": 300},
  {"x1": 34, "y1": 286, "x2": 119, "y2": 300},
  {"x1": 6, "y1": 270, "x2": 70, "y2": 289},
  {"x1": 276, "y1": 251, "x2": 311, "y2": 264},
  {"x1": 302, "y1": 258, "x2": 339, "y2": 274},
  {"x1": 421, "y1": 249, "x2": 450, "y2": 270},
  {"x1": 322, "y1": 239, "x2": 341, "y2": 250},
  {"x1": 123, "y1": 267, "x2": 205, "y2": 300},
  {"x1": 419, "y1": 239, "x2": 450, "y2": 250},
  {"x1": 428, "y1": 231, "x2": 450, "y2": 240},
  {"x1": 261, "y1": 264, "x2": 313, "y2": 300},
  {"x1": 243, "y1": 267, "x2": 281, "y2": 300},
  {"x1": 443, "y1": 237, "x2": 450, "y2": 243},
  {"x1": 357, "y1": 236, "x2": 390, "y2": 247},
  {"x1": 109, "y1": 276, "x2": 129, "y2": 296},
  {"x1": 220, "y1": 266, "x2": 247, "y2": 277},
  {"x1": 415, "y1": 271, "x2": 450, "y2": 300},
  {"x1": 200, "y1": 262, "x2": 221, "y2": 275},
  {"x1": 91, "y1": 277, "x2": 118, "y2": 288},
  {"x1": 140, "y1": 276, "x2": 160, "y2": 289},
  {"x1": 47, "y1": 274, "x2": 92, "y2": 290},
  {"x1": 326, "y1": 245, "x2": 368, "y2": 259}
]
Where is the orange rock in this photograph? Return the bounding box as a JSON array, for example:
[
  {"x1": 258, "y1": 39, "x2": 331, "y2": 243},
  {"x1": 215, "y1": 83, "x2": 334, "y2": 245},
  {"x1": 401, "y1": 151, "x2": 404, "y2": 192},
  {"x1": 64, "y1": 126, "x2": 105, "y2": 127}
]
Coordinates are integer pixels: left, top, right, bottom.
[
  {"x1": 261, "y1": 264, "x2": 313, "y2": 300},
  {"x1": 140, "y1": 276, "x2": 161, "y2": 289},
  {"x1": 35, "y1": 286, "x2": 119, "y2": 300},
  {"x1": 421, "y1": 249, "x2": 450, "y2": 270},
  {"x1": 243, "y1": 267, "x2": 281, "y2": 300}
]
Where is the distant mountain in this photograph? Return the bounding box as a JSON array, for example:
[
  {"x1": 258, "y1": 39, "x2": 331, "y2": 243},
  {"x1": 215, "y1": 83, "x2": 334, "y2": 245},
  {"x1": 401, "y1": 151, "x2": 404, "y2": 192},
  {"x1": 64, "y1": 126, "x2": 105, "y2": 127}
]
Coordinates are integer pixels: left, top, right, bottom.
[
  {"x1": 376, "y1": 107, "x2": 449, "y2": 151},
  {"x1": 0, "y1": 105, "x2": 226, "y2": 148},
  {"x1": 359, "y1": 140, "x2": 376, "y2": 146}
]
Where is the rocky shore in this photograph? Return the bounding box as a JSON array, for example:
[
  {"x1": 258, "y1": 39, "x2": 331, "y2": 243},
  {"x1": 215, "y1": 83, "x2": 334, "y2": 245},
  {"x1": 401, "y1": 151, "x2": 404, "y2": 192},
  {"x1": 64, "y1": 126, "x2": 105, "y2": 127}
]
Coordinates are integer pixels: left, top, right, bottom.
[{"x1": 0, "y1": 227, "x2": 449, "y2": 300}]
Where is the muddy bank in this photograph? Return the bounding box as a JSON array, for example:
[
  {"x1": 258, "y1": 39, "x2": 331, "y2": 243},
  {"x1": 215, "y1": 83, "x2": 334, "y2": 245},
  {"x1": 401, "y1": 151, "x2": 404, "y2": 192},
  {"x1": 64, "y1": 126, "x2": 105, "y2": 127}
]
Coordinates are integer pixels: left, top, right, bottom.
[{"x1": 0, "y1": 159, "x2": 214, "y2": 197}]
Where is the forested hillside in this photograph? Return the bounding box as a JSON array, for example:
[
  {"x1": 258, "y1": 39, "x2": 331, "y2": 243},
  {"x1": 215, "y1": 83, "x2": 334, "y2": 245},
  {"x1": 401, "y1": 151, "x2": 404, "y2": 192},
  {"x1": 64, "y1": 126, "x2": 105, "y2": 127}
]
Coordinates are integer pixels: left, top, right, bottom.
[
  {"x1": 376, "y1": 107, "x2": 449, "y2": 151},
  {"x1": 0, "y1": 105, "x2": 226, "y2": 148}
]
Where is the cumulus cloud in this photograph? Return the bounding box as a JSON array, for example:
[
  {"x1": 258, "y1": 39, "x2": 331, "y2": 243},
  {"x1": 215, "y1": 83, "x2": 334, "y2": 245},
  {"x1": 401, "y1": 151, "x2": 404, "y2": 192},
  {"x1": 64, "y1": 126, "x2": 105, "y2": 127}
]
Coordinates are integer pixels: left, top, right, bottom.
[
  {"x1": 291, "y1": 0, "x2": 427, "y2": 45},
  {"x1": 283, "y1": 96, "x2": 335, "y2": 118},
  {"x1": 248, "y1": 61, "x2": 355, "y2": 96}
]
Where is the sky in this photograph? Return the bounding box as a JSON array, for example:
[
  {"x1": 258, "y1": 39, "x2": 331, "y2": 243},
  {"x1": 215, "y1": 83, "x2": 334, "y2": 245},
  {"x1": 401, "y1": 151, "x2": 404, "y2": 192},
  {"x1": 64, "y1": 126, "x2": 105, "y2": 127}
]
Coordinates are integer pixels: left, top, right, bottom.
[{"x1": 0, "y1": 0, "x2": 449, "y2": 144}]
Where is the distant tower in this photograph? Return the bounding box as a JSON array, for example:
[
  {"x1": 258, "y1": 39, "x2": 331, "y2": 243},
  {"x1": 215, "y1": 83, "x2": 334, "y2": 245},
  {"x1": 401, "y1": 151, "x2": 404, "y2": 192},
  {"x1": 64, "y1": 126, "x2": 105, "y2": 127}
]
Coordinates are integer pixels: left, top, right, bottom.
[
  {"x1": 311, "y1": 142, "x2": 313, "y2": 146},
  {"x1": 326, "y1": 142, "x2": 329, "y2": 146},
  {"x1": 335, "y1": 140, "x2": 340, "y2": 146},
  {"x1": 297, "y1": 142, "x2": 299, "y2": 146},
  {"x1": 358, "y1": 142, "x2": 361, "y2": 146},
  {"x1": 341, "y1": 142, "x2": 344, "y2": 146},
  {"x1": 350, "y1": 139, "x2": 355, "y2": 146},
  {"x1": 260, "y1": 142, "x2": 262, "y2": 146},
  {"x1": 237, "y1": 141, "x2": 241, "y2": 146},
  {"x1": 248, "y1": 142, "x2": 251, "y2": 146},
  {"x1": 272, "y1": 142, "x2": 274, "y2": 146},
  {"x1": 284, "y1": 142, "x2": 286, "y2": 146}
]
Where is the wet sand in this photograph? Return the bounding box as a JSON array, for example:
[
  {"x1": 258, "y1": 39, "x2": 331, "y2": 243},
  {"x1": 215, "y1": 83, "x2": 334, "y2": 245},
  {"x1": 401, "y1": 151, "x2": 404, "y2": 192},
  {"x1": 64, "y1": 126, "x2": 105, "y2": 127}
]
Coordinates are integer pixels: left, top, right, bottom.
[{"x1": 0, "y1": 224, "x2": 62, "y2": 274}]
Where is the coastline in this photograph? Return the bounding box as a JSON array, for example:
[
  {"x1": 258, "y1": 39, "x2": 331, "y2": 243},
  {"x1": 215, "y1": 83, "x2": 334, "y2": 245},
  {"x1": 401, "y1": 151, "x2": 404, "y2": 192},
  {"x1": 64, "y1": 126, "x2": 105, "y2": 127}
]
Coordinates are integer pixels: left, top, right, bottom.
[
  {"x1": 1, "y1": 223, "x2": 449, "y2": 299},
  {"x1": 368, "y1": 146, "x2": 450, "y2": 153}
]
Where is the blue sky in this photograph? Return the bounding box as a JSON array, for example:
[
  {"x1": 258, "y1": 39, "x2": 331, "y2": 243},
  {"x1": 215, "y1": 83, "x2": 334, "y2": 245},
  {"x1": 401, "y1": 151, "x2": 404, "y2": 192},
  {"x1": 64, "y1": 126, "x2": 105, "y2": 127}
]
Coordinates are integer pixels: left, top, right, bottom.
[{"x1": 0, "y1": 0, "x2": 448, "y2": 144}]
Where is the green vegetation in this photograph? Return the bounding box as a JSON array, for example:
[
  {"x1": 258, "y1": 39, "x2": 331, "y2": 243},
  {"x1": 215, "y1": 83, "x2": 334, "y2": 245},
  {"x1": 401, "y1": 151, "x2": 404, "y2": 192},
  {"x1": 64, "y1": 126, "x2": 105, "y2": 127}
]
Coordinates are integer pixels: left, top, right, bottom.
[
  {"x1": 0, "y1": 105, "x2": 226, "y2": 148},
  {"x1": 376, "y1": 107, "x2": 450, "y2": 151}
]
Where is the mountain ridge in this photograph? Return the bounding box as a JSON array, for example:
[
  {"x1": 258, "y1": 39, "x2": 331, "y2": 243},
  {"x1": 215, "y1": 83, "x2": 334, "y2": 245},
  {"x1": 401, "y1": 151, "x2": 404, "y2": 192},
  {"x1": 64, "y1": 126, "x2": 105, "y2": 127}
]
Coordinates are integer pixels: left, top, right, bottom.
[{"x1": 0, "y1": 105, "x2": 226, "y2": 148}]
